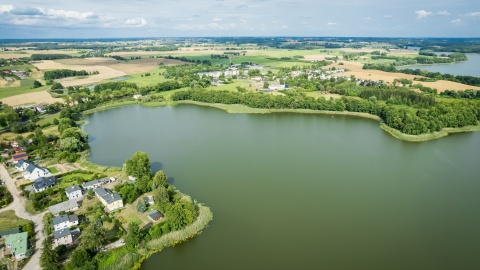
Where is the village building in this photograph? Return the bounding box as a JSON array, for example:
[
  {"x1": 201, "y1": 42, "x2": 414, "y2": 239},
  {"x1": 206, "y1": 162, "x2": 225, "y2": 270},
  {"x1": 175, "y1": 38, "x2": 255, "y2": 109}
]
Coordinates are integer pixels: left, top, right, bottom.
[
  {"x1": 65, "y1": 185, "x2": 83, "y2": 200},
  {"x1": 0, "y1": 228, "x2": 20, "y2": 239},
  {"x1": 53, "y1": 228, "x2": 76, "y2": 247},
  {"x1": 81, "y1": 177, "x2": 113, "y2": 190},
  {"x1": 5, "y1": 232, "x2": 28, "y2": 260},
  {"x1": 52, "y1": 214, "x2": 79, "y2": 231},
  {"x1": 11, "y1": 152, "x2": 28, "y2": 163},
  {"x1": 143, "y1": 195, "x2": 154, "y2": 205},
  {"x1": 32, "y1": 176, "x2": 56, "y2": 193},
  {"x1": 147, "y1": 210, "x2": 164, "y2": 222},
  {"x1": 48, "y1": 200, "x2": 79, "y2": 216},
  {"x1": 15, "y1": 160, "x2": 30, "y2": 171},
  {"x1": 94, "y1": 187, "x2": 123, "y2": 212},
  {"x1": 23, "y1": 164, "x2": 51, "y2": 180}
]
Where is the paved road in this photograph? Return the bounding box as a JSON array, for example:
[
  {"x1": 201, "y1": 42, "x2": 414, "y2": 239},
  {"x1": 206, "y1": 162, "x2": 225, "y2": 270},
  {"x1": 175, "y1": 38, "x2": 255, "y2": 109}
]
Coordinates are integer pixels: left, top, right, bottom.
[{"x1": 0, "y1": 164, "x2": 45, "y2": 270}]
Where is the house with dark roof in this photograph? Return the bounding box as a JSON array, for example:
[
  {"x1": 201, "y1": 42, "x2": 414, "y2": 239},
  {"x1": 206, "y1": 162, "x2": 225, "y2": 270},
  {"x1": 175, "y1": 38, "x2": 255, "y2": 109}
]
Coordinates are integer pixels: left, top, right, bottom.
[
  {"x1": 15, "y1": 160, "x2": 30, "y2": 172},
  {"x1": 0, "y1": 228, "x2": 20, "y2": 239},
  {"x1": 94, "y1": 187, "x2": 123, "y2": 212},
  {"x1": 65, "y1": 185, "x2": 83, "y2": 200},
  {"x1": 143, "y1": 196, "x2": 154, "y2": 205},
  {"x1": 48, "y1": 200, "x2": 79, "y2": 216},
  {"x1": 53, "y1": 228, "x2": 73, "y2": 247},
  {"x1": 147, "y1": 210, "x2": 164, "y2": 222},
  {"x1": 23, "y1": 164, "x2": 51, "y2": 180},
  {"x1": 12, "y1": 152, "x2": 28, "y2": 162},
  {"x1": 82, "y1": 178, "x2": 111, "y2": 190},
  {"x1": 5, "y1": 232, "x2": 28, "y2": 260},
  {"x1": 52, "y1": 214, "x2": 79, "y2": 231},
  {"x1": 33, "y1": 176, "x2": 56, "y2": 193}
]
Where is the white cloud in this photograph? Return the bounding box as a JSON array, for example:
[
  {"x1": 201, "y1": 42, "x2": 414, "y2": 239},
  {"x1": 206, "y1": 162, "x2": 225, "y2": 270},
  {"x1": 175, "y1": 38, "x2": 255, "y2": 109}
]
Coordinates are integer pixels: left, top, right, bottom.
[
  {"x1": 280, "y1": 24, "x2": 288, "y2": 29},
  {"x1": 38, "y1": 8, "x2": 98, "y2": 20},
  {"x1": 362, "y1": 17, "x2": 372, "y2": 21},
  {"x1": 465, "y1": 12, "x2": 480, "y2": 17},
  {"x1": 326, "y1": 22, "x2": 338, "y2": 26},
  {"x1": 125, "y1": 17, "x2": 147, "y2": 26},
  {"x1": 451, "y1": 19, "x2": 462, "y2": 25},
  {"x1": 437, "y1": 11, "x2": 450, "y2": 16},
  {"x1": 0, "y1": 4, "x2": 14, "y2": 13},
  {"x1": 415, "y1": 10, "x2": 432, "y2": 19},
  {"x1": 384, "y1": 15, "x2": 393, "y2": 19},
  {"x1": 213, "y1": 17, "x2": 222, "y2": 22}
]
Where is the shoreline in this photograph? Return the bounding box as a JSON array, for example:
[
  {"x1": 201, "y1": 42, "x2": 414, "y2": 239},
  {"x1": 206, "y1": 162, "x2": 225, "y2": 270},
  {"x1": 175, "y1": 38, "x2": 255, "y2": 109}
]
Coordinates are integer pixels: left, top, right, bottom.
[{"x1": 174, "y1": 100, "x2": 480, "y2": 142}]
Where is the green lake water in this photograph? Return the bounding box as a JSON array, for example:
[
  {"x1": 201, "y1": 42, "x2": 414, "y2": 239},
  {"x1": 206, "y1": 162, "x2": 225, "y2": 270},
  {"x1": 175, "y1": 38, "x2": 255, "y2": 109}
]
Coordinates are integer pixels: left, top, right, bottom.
[
  {"x1": 83, "y1": 104, "x2": 480, "y2": 270},
  {"x1": 402, "y1": 53, "x2": 480, "y2": 77}
]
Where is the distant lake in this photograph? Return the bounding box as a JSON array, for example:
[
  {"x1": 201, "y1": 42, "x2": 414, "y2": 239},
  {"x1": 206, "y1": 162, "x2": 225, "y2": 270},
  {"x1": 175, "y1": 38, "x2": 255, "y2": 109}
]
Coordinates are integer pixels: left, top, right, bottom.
[
  {"x1": 83, "y1": 105, "x2": 480, "y2": 270},
  {"x1": 402, "y1": 53, "x2": 480, "y2": 77}
]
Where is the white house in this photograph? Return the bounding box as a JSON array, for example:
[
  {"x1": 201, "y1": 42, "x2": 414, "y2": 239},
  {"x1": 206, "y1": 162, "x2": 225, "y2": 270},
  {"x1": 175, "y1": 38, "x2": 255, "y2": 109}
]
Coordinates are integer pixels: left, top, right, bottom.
[
  {"x1": 65, "y1": 185, "x2": 83, "y2": 200},
  {"x1": 53, "y1": 228, "x2": 74, "y2": 247},
  {"x1": 52, "y1": 214, "x2": 79, "y2": 231},
  {"x1": 95, "y1": 187, "x2": 124, "y2": 213},
  {"x1": 23, "y1": 164, "x2": 51, "y2": 180},
  {"x1": 32, "y1": 176, "x2": 56, "y2": 193},
  {"x1": 15, "y1": 160, "x2": 30, "y2": 171}
]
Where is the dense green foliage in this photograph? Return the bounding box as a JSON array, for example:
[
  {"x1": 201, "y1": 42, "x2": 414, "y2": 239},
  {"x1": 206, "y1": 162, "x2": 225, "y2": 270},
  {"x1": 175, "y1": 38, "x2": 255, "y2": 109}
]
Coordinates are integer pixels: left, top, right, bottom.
[
  {"x1": 125, "y1": 152, "x2": 151, "y2": 179},
  {"x1": 441, "y1": 90, "x2": 480, "y2": 99},
  {"x1": 44, "y1": 69, "x2": 91, "y2": 80},
  {"x1": 40, "y1": 237, "x2": 59, "y2": 270},
  {"x1": 31, "y1": 54, "x2": 73, "y2": 61},
  {"x1": 172, "y1": 90, "x2": 479, "y2": 135},
  {"x1": 0, "y1": 185, "x2": 13, "y2": 207}
]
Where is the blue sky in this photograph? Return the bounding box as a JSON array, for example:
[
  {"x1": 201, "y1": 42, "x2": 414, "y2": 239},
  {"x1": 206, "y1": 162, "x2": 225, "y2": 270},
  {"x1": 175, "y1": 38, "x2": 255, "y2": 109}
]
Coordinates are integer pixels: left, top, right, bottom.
[{"x1": 0, "y1": 0, "x2": 479, "y2": 38}]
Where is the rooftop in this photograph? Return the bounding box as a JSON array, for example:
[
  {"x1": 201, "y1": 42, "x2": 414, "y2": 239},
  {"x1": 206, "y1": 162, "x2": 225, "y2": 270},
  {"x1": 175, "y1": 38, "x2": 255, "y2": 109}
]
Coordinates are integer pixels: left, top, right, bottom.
[
  {"x1": 52, "y1": 214, "x2": 78, "y2": 226},
  {"x1": 95, "y1": 187, "x2": 122, "y2": 205},
  {"x1": 65, "y1": 185, "x2": 82, "y2": 194},
  {"x1": 5, "y1": 232, "x2": 28, "y2": 256},
  {"x1": 53, "y1": 228, "x2": 71, "y2": 239},
  {"x1": 48, "y1": 200, "x2": 79, "y2": 215},
  {"x1": 33, "y1": 176, "x2": 55, "y2": 191}
]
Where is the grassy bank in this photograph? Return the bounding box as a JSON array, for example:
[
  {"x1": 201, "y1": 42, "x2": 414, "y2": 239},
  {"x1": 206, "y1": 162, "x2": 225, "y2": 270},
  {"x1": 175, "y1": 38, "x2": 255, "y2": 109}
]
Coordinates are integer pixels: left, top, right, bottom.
[
  {"x1": 97, "y1": 203, "x2": 213, "y2": 270},
  {"x1": 175, "y1": 100, "x2": 480, "y2": 142},
  {"x1": 0, "y1": 210, "x2": 30, "y2": 231},
  {"x1": 381, "y1": 123, "x2": 480, "y2": 142}
]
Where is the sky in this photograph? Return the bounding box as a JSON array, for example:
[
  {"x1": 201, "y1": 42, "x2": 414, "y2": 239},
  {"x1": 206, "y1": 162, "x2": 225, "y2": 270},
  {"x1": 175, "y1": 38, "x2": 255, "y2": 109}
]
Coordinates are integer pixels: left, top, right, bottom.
[{"x1": 0, "y1": 0, "x2": 479, "y2": 38}]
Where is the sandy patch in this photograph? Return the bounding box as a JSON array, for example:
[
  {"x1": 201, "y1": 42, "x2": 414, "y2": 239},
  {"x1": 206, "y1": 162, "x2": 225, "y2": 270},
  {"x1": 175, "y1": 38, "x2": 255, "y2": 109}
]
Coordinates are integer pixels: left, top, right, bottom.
[{"x1": 1, "y1": 91, "x2": 64, "y2": 106}]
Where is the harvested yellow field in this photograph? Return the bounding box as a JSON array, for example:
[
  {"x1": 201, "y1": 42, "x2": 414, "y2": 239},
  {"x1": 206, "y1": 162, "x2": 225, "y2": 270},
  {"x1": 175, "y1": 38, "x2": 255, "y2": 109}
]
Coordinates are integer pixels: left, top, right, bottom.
[
  {"x1": 303, "y1": 55, "x2": 331, "y2": 61},
  {"x1": 330, "y1": 61, "x2": 480, "y2": 92},
  {"x1": 1, "y1": 90, "x2": 64, "y2": 106},
  {"x1": 0, "y1": 79, "x2": 20, "y2": 87},
  {"x1": 339, "y1": 48, "x2": 387, "y2": 53},
  {"x1": 107, "y1": 58, "x2": 187, "y2": 74},
  {"x1": 389, "y1": 49, "x2": 420, "y2": 55},
  {"x1": 33, "y1": 60, "x2": 126, "y2": 87},
  {"x1": 25, "y1": 49, "x2": 81, "y2": 55},
  {"x1": 0, "y1": 53, "x2": 30, "y2": 59}
]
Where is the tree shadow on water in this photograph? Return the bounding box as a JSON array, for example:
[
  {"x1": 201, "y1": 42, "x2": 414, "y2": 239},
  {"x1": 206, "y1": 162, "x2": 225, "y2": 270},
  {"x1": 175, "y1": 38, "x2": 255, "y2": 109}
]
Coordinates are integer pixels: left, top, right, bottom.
[{"x1": 151, "y1": 161, "x2": 163, "y2": 172}]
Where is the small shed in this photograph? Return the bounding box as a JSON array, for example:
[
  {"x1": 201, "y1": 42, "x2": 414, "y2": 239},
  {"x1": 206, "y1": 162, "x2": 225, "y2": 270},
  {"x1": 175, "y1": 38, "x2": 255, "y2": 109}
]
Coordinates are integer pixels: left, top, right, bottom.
[{"x1": 147, "y1": 210, "x2": 163, "y2": 222}]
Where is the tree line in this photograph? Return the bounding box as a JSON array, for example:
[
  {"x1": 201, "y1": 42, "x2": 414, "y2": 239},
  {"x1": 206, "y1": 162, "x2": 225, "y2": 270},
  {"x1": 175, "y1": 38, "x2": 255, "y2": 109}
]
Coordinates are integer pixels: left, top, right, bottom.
[
  {"x1": 172, "y1": 89, "x2": 479, "y2": 135},
  {"x1": 44, "y1": 69, "x2": 92, "y2": 80}
]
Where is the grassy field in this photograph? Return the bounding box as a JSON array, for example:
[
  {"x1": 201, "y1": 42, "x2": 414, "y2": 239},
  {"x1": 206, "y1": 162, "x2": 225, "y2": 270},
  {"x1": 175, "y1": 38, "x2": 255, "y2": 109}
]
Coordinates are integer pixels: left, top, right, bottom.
[
  {"x1": 58, "y1": 172, "x2": 94, "y2": 188},
  {"x1": 48, "y1": 167, "x2": 59, "y2": 174},
  {"x1": 0, "y1": 84, "x2": 49, "y2": 99},
  {"x1": 123, "y1": 68, "x2": 169, "y2": 87},
  {"x1": 37, "y1": 112, "x2": 61, "y2": 126},
  {"x1": 0, "y1": 210, "x2": 30, "y2": 230}
]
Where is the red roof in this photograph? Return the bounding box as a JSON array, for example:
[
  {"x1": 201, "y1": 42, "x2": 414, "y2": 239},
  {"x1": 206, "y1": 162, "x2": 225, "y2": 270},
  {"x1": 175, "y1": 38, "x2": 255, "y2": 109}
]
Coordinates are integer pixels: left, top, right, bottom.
[{"x1": 12, "y1": 152, "x2": 28, "y2": 162}]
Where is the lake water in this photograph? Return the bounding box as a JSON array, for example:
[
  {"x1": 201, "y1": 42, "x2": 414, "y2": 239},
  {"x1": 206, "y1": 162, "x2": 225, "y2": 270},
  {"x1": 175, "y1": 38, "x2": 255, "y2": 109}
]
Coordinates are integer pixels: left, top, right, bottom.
[
  {"x1": 402, "y1": 53, "x2": 480, "y2": 77},
  {"x1": 83, "y1": 105, "x2": 480, "y2": 270}
]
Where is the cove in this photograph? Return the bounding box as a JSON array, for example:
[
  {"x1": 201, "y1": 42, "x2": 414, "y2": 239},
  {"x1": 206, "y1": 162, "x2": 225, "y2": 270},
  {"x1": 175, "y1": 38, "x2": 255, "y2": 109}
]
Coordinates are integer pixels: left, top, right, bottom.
[{"x1": 83, "y1": 104, "x2": 480, "y2": 270}]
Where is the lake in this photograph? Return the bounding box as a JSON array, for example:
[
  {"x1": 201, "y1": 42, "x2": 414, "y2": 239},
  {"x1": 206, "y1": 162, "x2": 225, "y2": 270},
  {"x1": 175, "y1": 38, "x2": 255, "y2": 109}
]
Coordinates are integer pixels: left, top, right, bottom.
[
  {"x1": 83, "y1": 104, "x2": 480, "y2": 270},
  {"x1": 402, "y1": 53, "x2": 480, "y2": 77}
]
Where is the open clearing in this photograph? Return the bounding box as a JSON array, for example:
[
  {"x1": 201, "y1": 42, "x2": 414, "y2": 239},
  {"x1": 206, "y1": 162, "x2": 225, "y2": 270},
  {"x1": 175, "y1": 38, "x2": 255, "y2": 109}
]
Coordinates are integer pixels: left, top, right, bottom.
[
  {"x1": 33, "y1": 58, "x2": 187, "y2": 87},
  {"x1": 1, "y1": 90, "x2": 64, "y2": 106},
  {"x1": 333, "y1": 61, "x2": 480, "y2": 92},
  {"x1": 303, "y1": 54, "x2": 332, "y2": 61},
  {"x1": 0, "y1": 210, "x2": 30, "y2": 231}
]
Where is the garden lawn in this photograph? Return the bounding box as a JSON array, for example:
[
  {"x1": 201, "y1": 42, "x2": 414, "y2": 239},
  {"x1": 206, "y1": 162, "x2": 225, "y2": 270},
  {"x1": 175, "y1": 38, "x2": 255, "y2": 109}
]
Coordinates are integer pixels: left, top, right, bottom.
[{"x1": 0, "y1": 210, "x2": 30, "y2": 231}]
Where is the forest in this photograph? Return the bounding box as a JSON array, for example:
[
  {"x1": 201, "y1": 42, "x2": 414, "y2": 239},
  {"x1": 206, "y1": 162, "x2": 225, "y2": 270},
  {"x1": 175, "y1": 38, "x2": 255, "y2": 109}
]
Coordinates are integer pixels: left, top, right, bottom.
[
  {"x1": 44, "y1": 69, "x2": 92, "y2": 80},
  {"x1": 171, "y1": 89, "x2": 479, "y2": 135}
]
